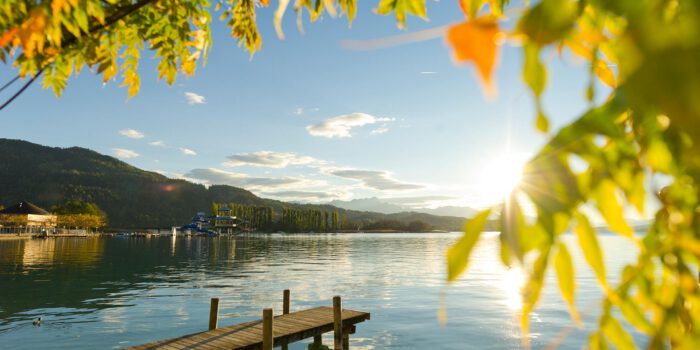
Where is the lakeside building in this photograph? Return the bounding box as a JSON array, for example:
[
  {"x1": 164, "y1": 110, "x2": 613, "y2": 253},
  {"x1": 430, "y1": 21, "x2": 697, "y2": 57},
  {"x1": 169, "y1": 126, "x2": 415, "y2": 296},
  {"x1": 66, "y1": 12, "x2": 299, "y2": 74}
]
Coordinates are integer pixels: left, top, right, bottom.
[
  {"x1": 0, "y1": 201, "x2": 58, "y2": 234},
  {"x1": 181, "y1": 206, "x2": 247, "y2": 235}
]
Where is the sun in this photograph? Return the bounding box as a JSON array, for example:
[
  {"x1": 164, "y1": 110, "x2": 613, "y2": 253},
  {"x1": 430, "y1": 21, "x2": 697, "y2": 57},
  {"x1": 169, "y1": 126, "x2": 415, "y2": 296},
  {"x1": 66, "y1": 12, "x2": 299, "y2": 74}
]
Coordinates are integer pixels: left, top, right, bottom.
[{"x1": 480, "y1": 153, "x2": 527, "y2": 203}]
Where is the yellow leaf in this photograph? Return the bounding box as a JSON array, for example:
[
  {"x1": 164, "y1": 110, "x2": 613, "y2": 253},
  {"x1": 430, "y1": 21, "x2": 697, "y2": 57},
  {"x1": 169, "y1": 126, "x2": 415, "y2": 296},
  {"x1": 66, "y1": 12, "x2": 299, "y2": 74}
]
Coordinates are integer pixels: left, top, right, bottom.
[
  {"x1": 459, "y1": 0, "x2": 486, "y2": 19},
  {"x1": 595, "y1": 60, "x2": 616, "y2": 87},
  {"x1": 646, "y1": 137, "x2": 673, "y2": 173},
  {"x1": 619, "y1": 299, "x2": 654, "y2": 334},
  {"x1": 446, "y1": 17, "x2": 501, "y2": 96},
  {"x1": 103, "y1": 63, "x2": 117, "y2": 83},
  {"x1": 565, "y1": 37, "x2": 593, "y2": 60},
  {"x1": 521, "y1": 246, "x2": 550, "y2": 346},
  {"x1": 602, "y1": 316, "x2": 637, "y2": 350},
  {"x1": 588, "y1": 332, "x2": 610, "y2": 350},
  {"x1": 446, "y1": 209, "x2": 491, "y2": 281},
  {"x1": 536, "y1": 109, "x2": 549, "y2": 133},
  {"x1": 322, "y1": 0, "x2": 337, "y2": 17},
  {"x1": 574, "y1": 213, "x2": 607, "y2": 288},
  {"x1": 375, "y1": 0, "x2": 427, "y2": 29},
  {"x1": 594, "y1": 180, "x2": 634, "y2": 239},
  {"x1": 554, "y1": 242, "x2": 580, "y2": 322}
]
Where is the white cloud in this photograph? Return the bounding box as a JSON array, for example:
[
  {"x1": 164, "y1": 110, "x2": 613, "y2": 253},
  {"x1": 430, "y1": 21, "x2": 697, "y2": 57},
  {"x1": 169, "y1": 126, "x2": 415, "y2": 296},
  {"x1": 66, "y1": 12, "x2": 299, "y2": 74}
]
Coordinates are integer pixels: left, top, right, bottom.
[
  {"x1": 420, "y1": 71, "x2": 437, "y2": 75},
  {"x1": 149, "y1": 140, "x2": 165, "y2": 147},
  {"x1": 119, "y1": 129, "x2": 144, "y2": 139},
  {"x1": 112, "y1": 148, "x2": 139, "y2": 159},
  {"x1": 306, "y1": 112, "x2": 395, "y2": 138},
  {"x1": 263, "y1": 190, "x2": 349, "y2": 201},
  {"x1": 323, "y1": 168, "x2": 424, "y2": 191},
  {"x1": 179, "y1": 147, "x2": 197, "y2": 156},
  {"x1": 294, "y1": 107, "x2": 320, "y2": 116},
  {"x1": 184, "y1": 92, "x2": 205, "y2": 105},
  {"x1": 381, "y1": 195, "x2": 462, "y2": 207},
  {"x1": 224, "y1": 151, "x2": 322, "y2": 168},
  {"x1": 370, "y1": 127, "x2": 389, "y2": 135},
  {"x1": 184, "y1": 168, "x2": 321, "y2": 192}
]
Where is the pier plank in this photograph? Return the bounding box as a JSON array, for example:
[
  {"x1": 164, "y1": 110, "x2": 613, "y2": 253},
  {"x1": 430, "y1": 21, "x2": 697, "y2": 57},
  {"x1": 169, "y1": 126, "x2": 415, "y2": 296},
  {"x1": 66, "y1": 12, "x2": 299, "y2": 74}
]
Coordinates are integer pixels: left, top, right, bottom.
[{"x1": 126, "y1": 306, "x2": 369, "y2": 350}]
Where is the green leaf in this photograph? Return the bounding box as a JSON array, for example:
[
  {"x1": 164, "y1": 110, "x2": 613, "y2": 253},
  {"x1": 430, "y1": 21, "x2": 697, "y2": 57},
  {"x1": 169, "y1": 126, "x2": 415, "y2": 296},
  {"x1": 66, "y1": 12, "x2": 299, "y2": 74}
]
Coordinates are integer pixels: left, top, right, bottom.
[
  {"x1": 523, "y1": 43, "x2": 547, "y2": 97},
  {"x1": 574, "y1": 213, "x2": 607, "y2": 287},
  {"x1": 74, "y1": 8, "x2": 89, "y2": 33},
  {"x1": 521, "y1": 153, "x2": 581, "y2": 214},
  {"x1": 447, "y1": 209, "x2": 491, "y2": 281},
  {"x1": 517, "y1": 0, "x2": 576, "y2": 45},
  {"x1": 230, "y1": 0, "x2": 261, "y2": 54},
  {"x1": 554, "y1": 242, "x2": 579, "y2": 321},
  {"x1": 375, "y1": 0, "x2": 427, "y2": 29}
]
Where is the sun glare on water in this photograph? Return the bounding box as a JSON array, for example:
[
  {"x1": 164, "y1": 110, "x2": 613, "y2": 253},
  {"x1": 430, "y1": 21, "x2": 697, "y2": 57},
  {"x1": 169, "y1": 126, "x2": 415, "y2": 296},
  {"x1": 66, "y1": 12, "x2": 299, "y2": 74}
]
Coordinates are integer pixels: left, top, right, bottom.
[
  {"x1": 502, "y1": 266, "x2": 526, "y2": 311},
  {"x1": 480, "y1": 154, "x2": 528, "y2": 203}
]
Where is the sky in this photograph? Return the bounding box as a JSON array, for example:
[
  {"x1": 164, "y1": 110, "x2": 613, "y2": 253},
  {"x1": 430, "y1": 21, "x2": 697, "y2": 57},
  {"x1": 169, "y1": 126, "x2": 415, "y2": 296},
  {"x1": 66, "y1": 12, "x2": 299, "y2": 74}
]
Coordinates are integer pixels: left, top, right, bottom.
[{"x1": 0, "y1": 1, "x2": 602, "y2": 211}]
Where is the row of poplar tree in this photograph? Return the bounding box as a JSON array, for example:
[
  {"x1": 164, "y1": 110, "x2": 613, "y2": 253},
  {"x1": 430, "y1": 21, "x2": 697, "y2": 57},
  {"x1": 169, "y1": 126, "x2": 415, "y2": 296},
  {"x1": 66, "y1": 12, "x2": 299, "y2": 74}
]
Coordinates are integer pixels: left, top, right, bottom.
[{"x1": 211, "y1": 202, "x2": 347, "y2": 232}]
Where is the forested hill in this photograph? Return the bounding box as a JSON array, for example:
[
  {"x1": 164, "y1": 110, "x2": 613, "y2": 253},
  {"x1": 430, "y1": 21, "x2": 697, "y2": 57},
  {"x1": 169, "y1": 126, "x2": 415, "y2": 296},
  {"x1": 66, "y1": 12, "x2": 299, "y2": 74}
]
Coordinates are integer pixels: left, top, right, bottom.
[{"x1": 0, "y1": 139, "x2": 466, "y2": 230}]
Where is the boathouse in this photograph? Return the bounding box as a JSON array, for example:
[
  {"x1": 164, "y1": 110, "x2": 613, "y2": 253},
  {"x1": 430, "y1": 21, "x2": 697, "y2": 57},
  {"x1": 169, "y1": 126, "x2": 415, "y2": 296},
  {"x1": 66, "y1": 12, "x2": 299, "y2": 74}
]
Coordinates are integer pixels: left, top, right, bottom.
[{"x1": 0, "y1": 201, "x2": 57, "y2": 234}]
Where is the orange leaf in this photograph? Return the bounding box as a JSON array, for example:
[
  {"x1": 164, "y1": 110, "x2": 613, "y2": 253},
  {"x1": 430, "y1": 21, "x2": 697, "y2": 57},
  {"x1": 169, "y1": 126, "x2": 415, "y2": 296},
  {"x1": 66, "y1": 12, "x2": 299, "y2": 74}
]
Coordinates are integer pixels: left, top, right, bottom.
[
  {"x1": 51, "y1": 0, "x2": 69, "y2": 14},
  {"x1": 0, "y1": 27, "x2": 19, "y2": 48},
  {"x1": 259, "y1": 0, "x2": 270, "y2": 7},
  {"x1": 446, "y1": 18, "x2": 501, "y2": 95},
  {"x1": 19, "y1": 7, "x2": 47, "y2": 58}
]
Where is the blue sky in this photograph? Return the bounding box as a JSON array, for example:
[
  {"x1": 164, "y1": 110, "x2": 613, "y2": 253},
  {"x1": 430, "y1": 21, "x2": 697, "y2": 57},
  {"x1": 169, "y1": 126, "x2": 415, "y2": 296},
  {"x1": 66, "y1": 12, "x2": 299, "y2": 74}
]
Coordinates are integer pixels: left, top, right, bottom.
[{"x1": 0, "y1": 1, "x2": 600, "y2": 210}]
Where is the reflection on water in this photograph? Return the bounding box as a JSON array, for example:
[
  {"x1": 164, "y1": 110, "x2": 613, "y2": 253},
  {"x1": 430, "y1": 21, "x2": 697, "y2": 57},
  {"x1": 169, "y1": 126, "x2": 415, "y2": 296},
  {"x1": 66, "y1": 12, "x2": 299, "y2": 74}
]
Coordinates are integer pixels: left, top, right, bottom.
[{"x1": 0, "y1": 233, "x2": 641, "y2": 349}]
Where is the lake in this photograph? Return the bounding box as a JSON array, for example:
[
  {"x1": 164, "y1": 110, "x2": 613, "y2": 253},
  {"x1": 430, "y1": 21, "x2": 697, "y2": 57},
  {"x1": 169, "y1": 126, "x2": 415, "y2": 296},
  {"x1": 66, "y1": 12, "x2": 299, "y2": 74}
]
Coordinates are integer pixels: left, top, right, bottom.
[{"x1": 0, "y1": 233, "x2": 641, "y2": 349}]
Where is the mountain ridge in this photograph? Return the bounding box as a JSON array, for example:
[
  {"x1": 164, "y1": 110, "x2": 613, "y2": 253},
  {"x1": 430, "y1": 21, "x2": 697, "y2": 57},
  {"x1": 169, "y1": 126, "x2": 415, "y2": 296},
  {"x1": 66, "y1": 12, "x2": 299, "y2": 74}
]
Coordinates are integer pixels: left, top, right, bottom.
[
  {"x1": 0, "y1": 138, "x2": 466, "y2": 230},
  {"x1": 328, "y1": 197, "x2": 477, "y2": 218}
]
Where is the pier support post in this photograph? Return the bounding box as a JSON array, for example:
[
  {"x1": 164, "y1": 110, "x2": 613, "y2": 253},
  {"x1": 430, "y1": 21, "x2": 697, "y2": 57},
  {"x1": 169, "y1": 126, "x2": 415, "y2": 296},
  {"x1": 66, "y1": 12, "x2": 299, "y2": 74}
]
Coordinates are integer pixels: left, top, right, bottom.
[
  {"x1": 263, "y1": 308, "x2": 273, "y2": 350},
  {"x1": 208, "y1": 298, "x2": 219, "y2": 330},
  {"x1": 283, "y1": 289, "x2": 290, "y2": 314},
  {"x1": 282, "y1": 289, "x2": 290, "y2": 350},
  {"x1": 313, "y1": 335, "x2": 323, "y2": 347},
  {"x1": 333, "y1": 296, "x2": 343, "y2": 350}
]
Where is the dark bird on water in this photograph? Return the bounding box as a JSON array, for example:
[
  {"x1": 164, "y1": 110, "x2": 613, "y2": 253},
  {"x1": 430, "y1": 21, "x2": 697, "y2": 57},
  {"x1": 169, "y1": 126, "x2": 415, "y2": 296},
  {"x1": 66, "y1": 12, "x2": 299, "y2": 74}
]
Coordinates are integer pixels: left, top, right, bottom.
[{"x1": 32, "y1": 317, "x2": 41, "y2": 326}]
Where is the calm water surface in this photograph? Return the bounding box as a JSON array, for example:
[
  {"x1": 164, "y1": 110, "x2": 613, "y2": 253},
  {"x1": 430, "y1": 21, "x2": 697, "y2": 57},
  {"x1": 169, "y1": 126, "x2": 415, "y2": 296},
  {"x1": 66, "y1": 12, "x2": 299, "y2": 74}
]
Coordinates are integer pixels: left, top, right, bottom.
[{"x1": 0, "y1": 233, "x2": 642, "y2": 349}]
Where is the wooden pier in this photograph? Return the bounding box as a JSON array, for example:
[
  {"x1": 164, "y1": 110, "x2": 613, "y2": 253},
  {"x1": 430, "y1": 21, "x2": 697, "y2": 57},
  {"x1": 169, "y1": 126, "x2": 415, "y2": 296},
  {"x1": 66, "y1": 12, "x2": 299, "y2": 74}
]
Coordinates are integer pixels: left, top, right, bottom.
[{"x1": 127, "y1": 291, "x2": 370, "y2": 350}]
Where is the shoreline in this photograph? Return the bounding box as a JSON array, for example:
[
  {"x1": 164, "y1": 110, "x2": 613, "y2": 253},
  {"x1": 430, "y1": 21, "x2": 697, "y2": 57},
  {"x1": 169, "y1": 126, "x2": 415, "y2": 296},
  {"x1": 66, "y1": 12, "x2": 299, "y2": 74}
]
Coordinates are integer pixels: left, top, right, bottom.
[{"x1": 0, "y1": 230, "x2": 455, "y2": 240}]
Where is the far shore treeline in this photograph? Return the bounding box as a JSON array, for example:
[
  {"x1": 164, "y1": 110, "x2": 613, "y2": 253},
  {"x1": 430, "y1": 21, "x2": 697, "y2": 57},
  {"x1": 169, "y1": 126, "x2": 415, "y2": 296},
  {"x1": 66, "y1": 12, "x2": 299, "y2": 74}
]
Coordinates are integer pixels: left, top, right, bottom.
[
  {"x1": 0, "y1": 139, "x2": 468, "y2": 231},
  {"x1": 211, "y1": 202, "x2": 436, "y2": 233}
]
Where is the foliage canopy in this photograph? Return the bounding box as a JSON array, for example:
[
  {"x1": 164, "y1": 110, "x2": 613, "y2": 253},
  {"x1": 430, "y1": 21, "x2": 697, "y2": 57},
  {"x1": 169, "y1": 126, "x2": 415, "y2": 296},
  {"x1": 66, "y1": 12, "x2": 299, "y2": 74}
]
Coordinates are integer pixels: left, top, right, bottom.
[{"x1": 3, "y1": 0, "x2": 700, "y2": 348}]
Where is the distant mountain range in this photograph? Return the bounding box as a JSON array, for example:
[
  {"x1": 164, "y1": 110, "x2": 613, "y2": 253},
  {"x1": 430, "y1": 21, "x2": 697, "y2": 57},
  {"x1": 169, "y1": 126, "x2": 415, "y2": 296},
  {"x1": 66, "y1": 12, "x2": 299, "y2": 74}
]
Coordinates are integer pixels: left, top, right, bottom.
[
  {"x1": 0, "y1": 139, "x2": 467, "y2": 230},
  {"x1": 328, "y1": 197, "x2": 477, "y2": 218}
]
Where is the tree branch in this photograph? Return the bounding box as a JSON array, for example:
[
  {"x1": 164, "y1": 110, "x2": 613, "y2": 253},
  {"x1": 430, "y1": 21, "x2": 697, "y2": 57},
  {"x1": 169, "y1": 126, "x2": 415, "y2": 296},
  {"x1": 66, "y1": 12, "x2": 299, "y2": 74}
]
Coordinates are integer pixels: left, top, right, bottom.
[{"x1": 0, "y1": 68, "x2": 44, "y2": 111}]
